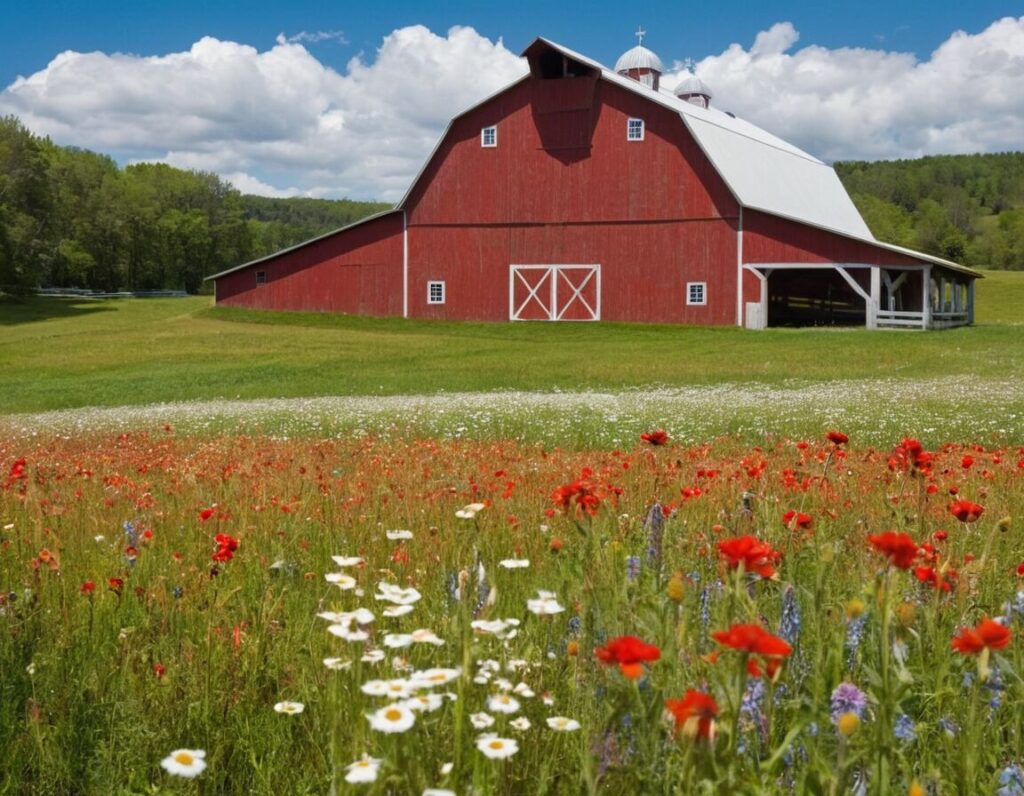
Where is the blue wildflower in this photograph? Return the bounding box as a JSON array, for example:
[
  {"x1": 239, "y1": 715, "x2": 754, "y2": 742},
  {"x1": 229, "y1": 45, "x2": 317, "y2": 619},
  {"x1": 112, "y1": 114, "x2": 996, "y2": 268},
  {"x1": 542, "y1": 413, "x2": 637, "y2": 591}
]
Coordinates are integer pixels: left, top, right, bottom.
[
  {"x1": 626, "y1": 555, "x2": 641, "y2": 581},
  {"x1": 893, "y1": 713, "x2": 916, "y2": 743},
  {"x1": 644, "y1": 503, "x2": 664, "y2": 569},
  {"x1": 779, "y1": 584, "x2": 801, "y2": 644},
  {"x1": 830, "y1": 682, "x2": 867, "y2": 725},
  {"x1": 998, "y1": 763, "x2": 1024, "y2": 796},
  {"x1": 845, "y1": 616, "x2": 866, "y2": 667}
]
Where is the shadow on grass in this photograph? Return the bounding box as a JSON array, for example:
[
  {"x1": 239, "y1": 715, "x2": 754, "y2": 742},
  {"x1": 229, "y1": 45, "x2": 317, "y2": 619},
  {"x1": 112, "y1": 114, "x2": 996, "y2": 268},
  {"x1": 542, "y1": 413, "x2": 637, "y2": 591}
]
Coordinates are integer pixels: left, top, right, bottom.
[{"x1": 0, "y1": 296, "x2": 115, "y2": 325}]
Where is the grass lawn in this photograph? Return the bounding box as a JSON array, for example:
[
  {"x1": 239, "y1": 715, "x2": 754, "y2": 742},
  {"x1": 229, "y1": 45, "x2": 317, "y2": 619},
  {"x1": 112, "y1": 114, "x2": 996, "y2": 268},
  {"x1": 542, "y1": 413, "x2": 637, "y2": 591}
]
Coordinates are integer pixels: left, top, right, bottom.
[{"x1": 0, "y1": 270, "x2": 1022, "y2": 418}]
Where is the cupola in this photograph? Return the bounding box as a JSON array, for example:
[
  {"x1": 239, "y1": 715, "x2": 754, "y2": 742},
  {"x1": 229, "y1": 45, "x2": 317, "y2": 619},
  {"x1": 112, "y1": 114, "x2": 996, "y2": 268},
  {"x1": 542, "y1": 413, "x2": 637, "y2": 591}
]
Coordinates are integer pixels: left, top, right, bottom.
[
  {"x1": 674, "y1": 67, "x2": 713, "y2": 109},
  {"x1": 614, "y1": 27, "x2": 664, "y2": 90}
]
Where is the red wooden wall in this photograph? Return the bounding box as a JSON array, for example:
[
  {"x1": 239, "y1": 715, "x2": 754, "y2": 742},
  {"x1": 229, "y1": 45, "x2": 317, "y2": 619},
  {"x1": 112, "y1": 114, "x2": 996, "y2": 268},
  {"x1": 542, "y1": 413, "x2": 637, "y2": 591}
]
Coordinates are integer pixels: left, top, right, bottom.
[{"x1": 215, "y1": 212, "x2": 404, "y2": 315}]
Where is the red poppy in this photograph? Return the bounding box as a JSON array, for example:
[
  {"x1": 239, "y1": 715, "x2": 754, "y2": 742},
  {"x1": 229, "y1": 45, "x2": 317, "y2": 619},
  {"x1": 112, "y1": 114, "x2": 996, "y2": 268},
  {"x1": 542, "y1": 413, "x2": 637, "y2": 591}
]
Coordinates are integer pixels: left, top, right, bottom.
[
  {"x1": 665, "y1": 690, "x2": 718, "y2": 739},
  {"x1": 826, "y1": 430, "x2": 849, "y2": 446},
  {"x1": 640, "y1": 430, "x2": 669, "y2": 446},
  {"x1": 711, "y1": 623, "x2": 793, "y2": 658},
  {"x1": 1016, "y1": 561, "x2": 1024, "y2": 577},
  {"x1": 108, "y1": 577, "x2": 124, "y2": 594},
  {"x1": 199, "y1": 507, "x2": 216, "y2": 522},
  {"x1": 868, "y1": 531, "x2": 919, "y2": 570},
  {"x1": 782, "y1": 511, "x2": 813, "y2": 531},
  {"x1": 961, "y1": 455, "x2": 974, "y2": 469},
  {"x1": 951, "y1": 618, "x2": 1011, "y2": 655},
  {"x1": 596, "y1": 635, "x2": 661, "y2": 679},
  {"x1": 153, "y1": 663, "x2": 166, "y2": 679},
  {"x1": 212, "y1": 533, "x2": 240, "y2": 562},
  {"x1": 914, "y1": 565, "x2": 957, "y2": 592},
  {"x1": 716, "y1": 535, "x2": 781, "y2": 579},
  {"x1": 949, "y1": 500, "x2": 984, "y2": 523},
  {"x1": 80, "y1": 580, "x2": 96, "y2": 595},
  {"x1": 552, "y1": 469, "x2": 603, "y2": 517}
]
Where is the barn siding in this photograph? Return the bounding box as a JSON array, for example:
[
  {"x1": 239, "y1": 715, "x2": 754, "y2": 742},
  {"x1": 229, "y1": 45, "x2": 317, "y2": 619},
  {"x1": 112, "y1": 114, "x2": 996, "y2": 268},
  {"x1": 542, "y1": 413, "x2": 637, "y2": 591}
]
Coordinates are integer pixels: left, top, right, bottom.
[
  {"x1": 743, "y1": 210, "x2": 924, "y2": 267},
  {"x1": 214, "y1": 213, "x2": 404, "y2": 315},
  {"x1": 409, "y1": 218, "x2": 737, "y2": 324}
]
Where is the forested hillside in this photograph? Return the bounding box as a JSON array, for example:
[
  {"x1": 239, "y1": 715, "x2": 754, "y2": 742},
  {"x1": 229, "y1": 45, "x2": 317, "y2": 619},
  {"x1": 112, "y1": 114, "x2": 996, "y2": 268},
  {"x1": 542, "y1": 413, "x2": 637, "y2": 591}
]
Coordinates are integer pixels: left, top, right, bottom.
[
  {"x1": 4, "y1": 112, "x2": 1024, "y2": 295},
  {"x1": 0, "y1": 116, "x2": 389, "y2": 293},
  {"x1": 835, "y1": 152, "x2": 1024, "y2": 269}
]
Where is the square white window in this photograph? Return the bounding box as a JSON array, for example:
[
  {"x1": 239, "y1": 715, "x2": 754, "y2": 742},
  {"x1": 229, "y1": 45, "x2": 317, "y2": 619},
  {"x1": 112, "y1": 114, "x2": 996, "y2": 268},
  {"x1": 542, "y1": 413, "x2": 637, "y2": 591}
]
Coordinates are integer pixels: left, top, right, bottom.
[
  {"x1": 255, "y1": 270, "x2": 267, "y2": 286},
  {"x1": 481, "y1": 126, "x2": 497, "y2": 147},
  {"x1": 687, "y1": 282, "x2": 707, "y2": 306},
  {"x1": 427, "y1": 280, "x2": 446, "y2": 305},
  {"x1": 627, "y1": 118, "x2": 645, "y2": 141}
]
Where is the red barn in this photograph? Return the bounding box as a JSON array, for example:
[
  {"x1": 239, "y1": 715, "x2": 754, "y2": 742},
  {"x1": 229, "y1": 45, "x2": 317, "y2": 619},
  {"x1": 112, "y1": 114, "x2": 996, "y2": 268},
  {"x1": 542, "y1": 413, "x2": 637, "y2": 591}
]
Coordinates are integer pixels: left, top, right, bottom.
[{"x1": 208, "y1": 37, "x2": 980, "y2": 330}]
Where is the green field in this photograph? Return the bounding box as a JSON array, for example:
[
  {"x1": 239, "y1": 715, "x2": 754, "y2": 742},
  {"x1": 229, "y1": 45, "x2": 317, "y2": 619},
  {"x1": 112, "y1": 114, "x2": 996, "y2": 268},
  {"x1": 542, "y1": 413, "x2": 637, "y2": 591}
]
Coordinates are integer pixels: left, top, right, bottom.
[{"x1": 1, "y1": 270, "x2": 1022, "y2": 417}]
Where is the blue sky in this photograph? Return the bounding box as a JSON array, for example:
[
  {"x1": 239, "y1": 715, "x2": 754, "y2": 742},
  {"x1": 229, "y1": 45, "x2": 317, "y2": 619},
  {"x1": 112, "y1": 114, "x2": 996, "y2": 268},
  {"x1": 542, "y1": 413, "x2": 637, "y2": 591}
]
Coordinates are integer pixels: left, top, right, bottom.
[
  {"x1": 5, "y1": 0, "x2": 1021, "y2": 85},
  {"x1": 3, "y1": 2, "x2": 1023, "y2": 200}
]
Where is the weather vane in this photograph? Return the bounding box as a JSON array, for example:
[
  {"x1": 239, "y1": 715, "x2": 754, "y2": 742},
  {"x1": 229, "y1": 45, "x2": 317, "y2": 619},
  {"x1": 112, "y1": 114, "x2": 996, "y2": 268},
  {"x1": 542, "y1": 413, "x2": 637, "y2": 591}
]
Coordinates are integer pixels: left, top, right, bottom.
[
  {"x1": 683, "y1": 57, "x2": 696, "y2": 72},
  {"x1": 635, "y1": 26, "x2": 646, "y2": 46}
]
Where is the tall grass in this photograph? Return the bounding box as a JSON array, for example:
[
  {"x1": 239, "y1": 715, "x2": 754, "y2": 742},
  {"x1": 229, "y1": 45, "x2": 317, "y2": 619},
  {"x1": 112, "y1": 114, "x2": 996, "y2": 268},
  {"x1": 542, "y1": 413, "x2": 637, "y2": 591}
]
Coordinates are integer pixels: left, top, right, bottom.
[{"x1": 1, "y1": 432, "x2": 1021, "y2": 793}]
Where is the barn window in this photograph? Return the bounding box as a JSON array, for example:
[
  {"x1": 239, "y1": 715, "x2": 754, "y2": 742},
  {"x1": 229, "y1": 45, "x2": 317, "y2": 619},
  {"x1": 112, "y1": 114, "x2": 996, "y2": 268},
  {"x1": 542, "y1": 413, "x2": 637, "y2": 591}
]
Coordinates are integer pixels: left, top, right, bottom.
[
  {"x1": 481, "y1": 126, "x2": 497, "y2": 148},
  {"x1": 427, "y1": 281, "x2": 446, "y2": 305},
  {"x1": 255, "y1": 271, "x2": 267, "y2": 286},
  {"x1": 687, "y1": 282, "x2": 707, "y2": 306},
  {"x1": 627, "y1": 118, "x2": 645, "y2": 141}
]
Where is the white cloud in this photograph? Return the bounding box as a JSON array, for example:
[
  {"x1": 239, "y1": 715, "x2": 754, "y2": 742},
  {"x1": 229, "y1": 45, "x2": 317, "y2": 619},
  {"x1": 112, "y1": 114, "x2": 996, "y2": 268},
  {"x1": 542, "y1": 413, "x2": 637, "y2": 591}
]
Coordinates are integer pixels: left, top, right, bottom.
[
  {"x1": 0, "y1": 25, "x2": 526, "y2": 201},
  {"x1": 278, "y1": 30, "x2": 348, "y2": 46},
  {"x1": 1, "y1": 19, "x2": 1022, "y2": 199},
  {"x1": 666, "y1": 15, "x2": 1024, "y2": 162}
]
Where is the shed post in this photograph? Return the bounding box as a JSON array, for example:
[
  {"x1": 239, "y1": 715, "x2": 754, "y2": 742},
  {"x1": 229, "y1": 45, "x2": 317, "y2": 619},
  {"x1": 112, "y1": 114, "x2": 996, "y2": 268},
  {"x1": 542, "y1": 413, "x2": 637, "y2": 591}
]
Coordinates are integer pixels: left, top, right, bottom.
[
  {"x1": 868, "y1": 266, "x2": 880, "y2": 330},
  {"x1": 967, "y1": 279, "x2": 975, "y2": 324},
  {"x1": 922, "y1": 267, "x2": 933, "y2": 330}
]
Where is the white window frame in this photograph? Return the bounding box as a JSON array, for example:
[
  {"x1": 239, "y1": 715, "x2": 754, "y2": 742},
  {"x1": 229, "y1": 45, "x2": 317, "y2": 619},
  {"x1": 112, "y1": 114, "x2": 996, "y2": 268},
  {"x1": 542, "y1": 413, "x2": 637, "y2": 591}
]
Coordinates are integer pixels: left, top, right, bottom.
[
  {"x1": 427, "y1": 280, "x2": 446, "y2": 305},
  {"x1": 481, "y1": 126, "x2": 497, "y2": 148},
  {"x1": 255, "y1": 270, "x2": 267, "y2": 286},
  {"x1": 687, "y1": 281, "x2": 707, "y2": 306},
  {"x1": 627, "y1": 118, "x2": 645, "y2": 141}
]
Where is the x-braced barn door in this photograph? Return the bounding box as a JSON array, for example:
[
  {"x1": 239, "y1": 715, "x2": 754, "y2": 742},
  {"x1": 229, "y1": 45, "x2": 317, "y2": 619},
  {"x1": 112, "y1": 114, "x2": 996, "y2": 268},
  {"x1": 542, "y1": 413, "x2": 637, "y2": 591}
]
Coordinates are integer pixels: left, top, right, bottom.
[{"x1": 509, "y1": 265, "x2": 600, "y2": 321}]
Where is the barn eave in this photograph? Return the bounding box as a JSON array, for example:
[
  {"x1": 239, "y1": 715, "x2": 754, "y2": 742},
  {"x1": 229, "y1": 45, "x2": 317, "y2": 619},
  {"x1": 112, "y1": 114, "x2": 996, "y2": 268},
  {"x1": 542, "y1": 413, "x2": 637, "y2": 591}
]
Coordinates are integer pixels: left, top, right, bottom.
[{"x1": 204, "y1": 208, "x2": 403, "y2": 282}]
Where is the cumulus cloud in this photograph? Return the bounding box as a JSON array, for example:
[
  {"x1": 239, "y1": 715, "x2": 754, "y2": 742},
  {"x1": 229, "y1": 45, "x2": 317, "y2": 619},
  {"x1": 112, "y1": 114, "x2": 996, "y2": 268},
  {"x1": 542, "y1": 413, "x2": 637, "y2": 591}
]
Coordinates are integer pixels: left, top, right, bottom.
[
  {"x1": 0, "y1": 26, "x2": 527, "y2": 200},
  {"x1": 666, "y1": 15, "x2": 1024, "y2": 162},
  {"x1": 1, "y1": 19, "x2": 1022, "y2": 199},
  {"x1": 277, "y1": 30, "x2": 348, "y2": 46}
]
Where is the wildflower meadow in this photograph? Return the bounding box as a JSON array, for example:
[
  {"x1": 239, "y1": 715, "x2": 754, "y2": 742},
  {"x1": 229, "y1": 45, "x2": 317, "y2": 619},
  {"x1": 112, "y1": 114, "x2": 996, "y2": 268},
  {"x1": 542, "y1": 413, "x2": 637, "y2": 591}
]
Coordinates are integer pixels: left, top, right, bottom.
[{"x1": 1, "y1": 428, "x2": 1022, "y2": 794}]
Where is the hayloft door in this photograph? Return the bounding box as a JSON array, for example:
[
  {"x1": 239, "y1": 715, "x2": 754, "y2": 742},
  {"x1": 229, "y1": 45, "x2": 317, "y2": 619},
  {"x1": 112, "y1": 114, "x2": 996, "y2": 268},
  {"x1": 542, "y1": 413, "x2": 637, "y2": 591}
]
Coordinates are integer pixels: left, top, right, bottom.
[{"x1": 509, "y1": 265, "x2": 600, "y2": 321}]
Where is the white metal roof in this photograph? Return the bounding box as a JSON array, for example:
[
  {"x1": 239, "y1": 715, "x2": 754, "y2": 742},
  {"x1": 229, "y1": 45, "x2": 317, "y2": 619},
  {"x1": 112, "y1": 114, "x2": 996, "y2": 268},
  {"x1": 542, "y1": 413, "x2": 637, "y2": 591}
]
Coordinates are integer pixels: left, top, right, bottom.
[
  {"x1": 613, "y1": 45, "x2": 665, "y2": 74},
  {"x1": 674, "y1": 73, "x2": 713, "y2": 99}
]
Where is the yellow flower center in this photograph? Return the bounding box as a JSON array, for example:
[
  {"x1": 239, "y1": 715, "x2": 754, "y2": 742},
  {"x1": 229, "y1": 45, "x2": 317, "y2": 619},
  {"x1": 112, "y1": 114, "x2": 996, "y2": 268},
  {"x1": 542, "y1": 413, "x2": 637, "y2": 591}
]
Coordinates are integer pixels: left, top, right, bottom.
[
  {"x1": 385, "y1": 709, "x2": 403, "y2": 721},
  {"x1": 489, "y1": 740, "x2": 504, "y2": 750},
  {"x1": 174, "y1": 752, "x2": 194, "y2": 766}
]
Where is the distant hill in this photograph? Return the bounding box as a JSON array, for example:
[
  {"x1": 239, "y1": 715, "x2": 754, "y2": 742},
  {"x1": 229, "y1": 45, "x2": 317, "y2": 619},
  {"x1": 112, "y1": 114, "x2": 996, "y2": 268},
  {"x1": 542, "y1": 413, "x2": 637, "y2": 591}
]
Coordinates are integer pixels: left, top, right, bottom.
[
  {"x1": 835, "y1": 152, "x2": 1024, "y2": 269},
  {"x1": 0, "y1": 115, "x2": 389, "y2": 294}
]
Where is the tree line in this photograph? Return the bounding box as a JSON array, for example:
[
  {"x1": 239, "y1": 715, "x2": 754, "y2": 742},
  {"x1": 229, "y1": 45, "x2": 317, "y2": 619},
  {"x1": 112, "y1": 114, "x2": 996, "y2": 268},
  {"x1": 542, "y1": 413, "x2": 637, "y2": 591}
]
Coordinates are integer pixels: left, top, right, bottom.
[
  {"x1": 0, "y1": 116, "x2": 389, "y2": 294},
  {"x1": 3, "y1": 113, "x2": 1023, "y2": 295},
  {"x1": 835, "y1": 152, "x2": 1024, "y2": 269}
]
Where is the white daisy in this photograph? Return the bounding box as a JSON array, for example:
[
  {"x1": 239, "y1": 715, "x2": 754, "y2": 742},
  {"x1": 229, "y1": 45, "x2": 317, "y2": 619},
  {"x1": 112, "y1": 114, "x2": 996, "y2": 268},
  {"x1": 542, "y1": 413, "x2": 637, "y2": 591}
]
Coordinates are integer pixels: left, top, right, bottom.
[
  {"x1": 546, "y1": 716, "x2": 581, "y2": 731},
  {"x1": 411, "y1": 668, "x2": 461, "y2": 688},
  {"x1": 332, "y1": 555, "x2": 364, "y2": 567},
  {"x1": 384, "y1": 634, "x2": 413, "y2": 648},
  {"x1": 316, "y1": 611, "x2": 349, "y2": 623},
  {"x1": 424, "y1": 790, "x2": 456, "y2": 796},
  {"x1": 494, "y1": 678, "x2": 513, "y2": 692},
  {"x1": 323, "y1": 657, "x2": 352, "y2": 670},
  {"x1": 404, "y1": 693, "x2": 445, "y2": 712},
  {"x1": 527, "y1": 591, "x2": 565, "y2": 616},
  {"x1": 273, "y1": 701, "x2": 305, "y2": 715},
  {"x1": 383, "y1": 604, "x2": 415, "y2": 617},
  {"x1": 386, "y1": 530, "x2": 414, "y2": 540},
  {"x1": 344, "y1": 754, "x2": 381, "y2": 784},
  {"x1": 440, "y1": 762, "x2": 454, "y2": 776},
  {"x1": 469, "y1": 712, "x2": 495, "y2": 729},
  {"x1": 513, "y1": 682, "x2": 535, "y2": 698},
  {"x1": 368, "y1": 703, "x2": 416, "y2": 733},
  {"x1": 411, "y1": 628, "x2": 445, "y2": 646},
  {"x1": 488, "y1": 694, "x2": 520, "y2": 714},
  {"x1": 349, "y1": 608, "x2": 375, "y2": 625},
  {"x1": 499, "y1": 559, "x2": 530, "y2": 569},
  {"x1": 455, "y1": 502, "x2": 487, "y2": 519},
  {"x1": 375, "y1": 583, "x2": 422, "y2": 605},
  {"x1": 324, "y1": 573, "x2": 357, "y2": 590},
  {"x1": 160, "y1": 748, "x2": 207, "y2": 778},
  {"x1": 510, "y1": 717, "x2": 532, "y2": 731},
  {"x1": 327, "y1": 623, "x2": 369, "y2": 642},
  {"x1": 476, "y1": 735, "x2": 519, "y2": 759},
  {"x1": 362, "y1": 650, "x2": 386, "y2": 663}
]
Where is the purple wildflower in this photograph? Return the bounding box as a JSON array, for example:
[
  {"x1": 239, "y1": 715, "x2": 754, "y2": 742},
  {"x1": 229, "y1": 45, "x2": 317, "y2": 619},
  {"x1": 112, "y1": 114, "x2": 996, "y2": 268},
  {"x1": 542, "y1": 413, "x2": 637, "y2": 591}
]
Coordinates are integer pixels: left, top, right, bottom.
[{"x1": 830, "y1": 682, "x2": 867, "y2": 725}]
